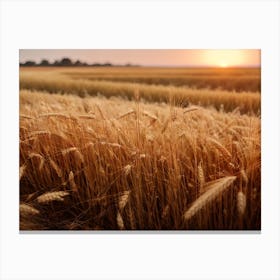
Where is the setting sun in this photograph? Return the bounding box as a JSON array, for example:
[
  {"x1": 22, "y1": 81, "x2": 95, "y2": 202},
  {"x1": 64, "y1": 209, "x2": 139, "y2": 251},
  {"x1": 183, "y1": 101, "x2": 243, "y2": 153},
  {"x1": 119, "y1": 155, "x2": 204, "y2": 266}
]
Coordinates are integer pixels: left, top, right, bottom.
[
  {"x1": 201, "y1": 50, "x2": 260, "y2": 67},
  {"x1": 219, "y1": 62, "x2": 229, "y2": 68}
]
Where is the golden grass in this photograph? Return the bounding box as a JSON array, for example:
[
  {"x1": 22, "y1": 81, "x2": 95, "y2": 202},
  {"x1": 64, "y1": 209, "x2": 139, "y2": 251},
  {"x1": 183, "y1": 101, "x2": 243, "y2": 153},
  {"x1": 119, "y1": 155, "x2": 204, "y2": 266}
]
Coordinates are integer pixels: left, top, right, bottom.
[
  {"x1": 19, "y1": 90, "x2": 261, "y2": 230},
  {"x1": 20, "y1": 68, "x2": 260, "y2": 114},
  {"x1": 21, "y1": 66, "x2": 261, "y2": 92}
]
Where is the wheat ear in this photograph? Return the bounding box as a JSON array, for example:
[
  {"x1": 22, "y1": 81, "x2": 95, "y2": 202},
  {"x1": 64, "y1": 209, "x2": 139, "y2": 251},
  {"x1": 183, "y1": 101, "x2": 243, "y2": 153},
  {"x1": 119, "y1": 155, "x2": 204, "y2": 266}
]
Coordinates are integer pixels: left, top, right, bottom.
[
  {"x1": 240, "y1": 169, "x2": 248, "y2": 185},
  {"x1": 198, "y1": 162, "x2": 205, "y2": 194},
  {"x1": 237, "y1": 191, "x2": 246, "y2": 216},
  {"x1": 183, "y1": 176, "x2": 236, "y2": 221},
  {"x1": 118, "y1": 191, "x2": 131, "y2": 210},
  {"x1": 117, "y1": 211, "x2": 125, "y2": 230},
  {"x1": 20, "y1": 164, "x2": 26, "y2": 180},
  {"x1": 20, "y1": 204, "x2": 40, "y2": 216},
  {"x1": 37, "y1": 191, "x2": 69, "y2": 204},
  {"x1": 123, "y1": 165, "x2": 132, "y2": 176}
]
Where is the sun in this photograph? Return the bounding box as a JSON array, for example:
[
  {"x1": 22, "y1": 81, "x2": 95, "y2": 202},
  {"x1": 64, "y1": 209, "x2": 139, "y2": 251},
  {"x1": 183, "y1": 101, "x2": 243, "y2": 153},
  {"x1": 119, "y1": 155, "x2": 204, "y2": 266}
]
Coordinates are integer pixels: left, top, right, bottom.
[
  {"x1": 219, "y1": 62, "x2": 228, "y2": 68},
  {"x1": 201, "y1": 50, "x2": 250, "y2": 68}
]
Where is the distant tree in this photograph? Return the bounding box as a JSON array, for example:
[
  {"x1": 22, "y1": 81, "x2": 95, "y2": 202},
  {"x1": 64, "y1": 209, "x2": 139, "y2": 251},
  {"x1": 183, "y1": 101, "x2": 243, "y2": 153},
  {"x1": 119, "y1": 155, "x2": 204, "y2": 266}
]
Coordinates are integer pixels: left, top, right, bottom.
[
  {"x1": 22, "y1": 61, "x2": 36, "y2": 66},
  {"x1": 60, "y1": 57, "x2": 73, "y2": 66},
  {"x1": 74, "y1": 60, "x2": 83, "y2": 66},
  {"x1": 53, "y1": 60, "x2": 60, "y2": 66},
  {"x1": 40, "y1": 59, "x2": 50, "y2": 66}
]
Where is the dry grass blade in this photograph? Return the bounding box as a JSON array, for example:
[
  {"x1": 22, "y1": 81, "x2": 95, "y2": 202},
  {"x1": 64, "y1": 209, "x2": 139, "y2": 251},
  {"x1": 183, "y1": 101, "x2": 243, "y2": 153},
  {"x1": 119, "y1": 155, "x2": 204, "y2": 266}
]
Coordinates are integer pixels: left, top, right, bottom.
[
  {"x1": 78, "y1": 114, "x2": 96, "y2": 119},
  {"x1": 37, "y1": 191, "x2": 69, "y2": 204},
  {"x1": 183, "y1": 106, "x2": 199, "y2": 114},
  {"x1": 96, "y1": 104, "x2": 106, "y2": 120},
  {"x1": 100, "y1": 141, "x2": 122, "y2": 148},
  {"x1": 117, "y1": 109, "x2": 135, "y2": 119},
  {"x1": 20, "y1": 114, "x2": 34, "y2": 119},
  {"x1": 39, "y1": 113, "x2": 74, "y2": 119},
  {"x1": 143, "y1": 110, "x2": 158, "y2": 121},
  {"x1": 20, "y1": 203, "x2": 40, "y2": 216},
  {"x1": 183, "y1": 176, "x2": 237, "y2": 221},
  {"x1": 237, "y1": 191, "x2": 246, "y2": 216}
]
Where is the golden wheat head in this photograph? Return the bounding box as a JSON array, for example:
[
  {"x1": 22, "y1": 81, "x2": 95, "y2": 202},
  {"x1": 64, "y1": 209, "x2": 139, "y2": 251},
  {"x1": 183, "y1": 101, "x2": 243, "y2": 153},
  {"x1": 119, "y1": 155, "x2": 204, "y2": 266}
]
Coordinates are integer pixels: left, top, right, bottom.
[
  {"x1": 36, "y1": 191, "x2": 70, "y2": 204},
  {"x1": 183, "y1": 176, "x2": 237, "y2": 222}
]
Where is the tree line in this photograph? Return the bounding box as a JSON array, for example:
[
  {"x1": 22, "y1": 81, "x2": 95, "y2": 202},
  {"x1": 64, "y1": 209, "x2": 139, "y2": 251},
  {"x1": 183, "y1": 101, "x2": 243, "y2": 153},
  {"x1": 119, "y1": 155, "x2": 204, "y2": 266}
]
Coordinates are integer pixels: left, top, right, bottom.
[{"x1": 20, "y1": 57, "x2": 138, "y2": 67}]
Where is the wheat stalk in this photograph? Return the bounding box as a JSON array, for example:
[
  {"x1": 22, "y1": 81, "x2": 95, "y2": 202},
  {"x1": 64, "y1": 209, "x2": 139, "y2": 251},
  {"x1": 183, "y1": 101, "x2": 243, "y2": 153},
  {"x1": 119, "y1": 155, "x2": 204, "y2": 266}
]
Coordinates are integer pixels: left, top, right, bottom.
[
  {"x1": 161, "y1": 118, "x2": 169, "y2": 133},
  {"x1": 37, "y1": 191, "x2": 69, "y2": 204},
  {"x1": 183, "y1": 176, "x2": 236, "y2": 221},
  {"x1": 96, "y1": 104, "x2": 106, "y2": 120},
  {"x1": 49, "y1": 159, "x2": 63, "y2": 177},
  {"x1": 161, "y1": 205, "x2": 170, "y2": 219},
  {"x1": 29, "y1": 153, "x2": 45, "y2": 171},
  {"x1": 69, "y1": 171, "x2": 78, "y2": 192},
  {"x1": 198, "y1": 162, "x2": 205, "y2": 194},
  {"x1": 208, "y1": 137, "x2": 232, "y2": 159},
  {"x1": 240, "y1": 169, "x2": 248, "y2": 184},
  {"x1": 61, "y1": 147, "x2": 84, "y2": 163}
]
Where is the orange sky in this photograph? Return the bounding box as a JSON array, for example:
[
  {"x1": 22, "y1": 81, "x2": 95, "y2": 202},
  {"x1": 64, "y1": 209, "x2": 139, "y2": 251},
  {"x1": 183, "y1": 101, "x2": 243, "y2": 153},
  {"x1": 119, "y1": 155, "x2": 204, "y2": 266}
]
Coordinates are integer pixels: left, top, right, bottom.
[{"x1": 19, "y1": 49, "x2": 260, "y2": 67}]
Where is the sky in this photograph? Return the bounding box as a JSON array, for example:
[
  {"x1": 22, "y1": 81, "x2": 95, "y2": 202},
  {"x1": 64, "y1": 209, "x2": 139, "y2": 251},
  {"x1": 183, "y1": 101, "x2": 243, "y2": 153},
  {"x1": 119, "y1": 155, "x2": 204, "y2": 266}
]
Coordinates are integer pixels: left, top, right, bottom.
[{"x1": 19, "y1": 49, "x2": 261, "y2": 67}]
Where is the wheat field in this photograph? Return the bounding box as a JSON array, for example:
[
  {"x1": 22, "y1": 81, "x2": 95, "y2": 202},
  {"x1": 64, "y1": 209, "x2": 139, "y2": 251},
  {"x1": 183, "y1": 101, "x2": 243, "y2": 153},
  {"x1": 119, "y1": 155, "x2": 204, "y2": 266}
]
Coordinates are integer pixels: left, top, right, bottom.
[{"x1": 19, "y1": 67, "x2": 261, "y2": 230}]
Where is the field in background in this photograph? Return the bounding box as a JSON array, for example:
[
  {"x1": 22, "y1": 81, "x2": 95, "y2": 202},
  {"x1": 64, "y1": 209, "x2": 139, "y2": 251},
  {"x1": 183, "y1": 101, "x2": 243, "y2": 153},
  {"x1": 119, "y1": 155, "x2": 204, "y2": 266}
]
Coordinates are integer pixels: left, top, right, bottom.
[
  {"x1": 20, "y1": 67, "x2": 261, "y2": 114},
  {"x1": 19, "y1": 67, "x2": 261, "y2": 230},
  {"x1": 21, "y1": 66, "x2": 261, "y2": 92}
]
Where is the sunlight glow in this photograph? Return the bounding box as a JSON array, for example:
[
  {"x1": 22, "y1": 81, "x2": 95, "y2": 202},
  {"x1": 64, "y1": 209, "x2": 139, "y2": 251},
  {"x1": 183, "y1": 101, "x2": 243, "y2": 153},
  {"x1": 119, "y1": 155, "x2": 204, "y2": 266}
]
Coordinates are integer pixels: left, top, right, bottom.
[
  {"x1": 201, "y1": 50, "x2": 257, "y2": 67},
  {"x1": 219, "y1": 63, "x2": 228, "y2": 68}
]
